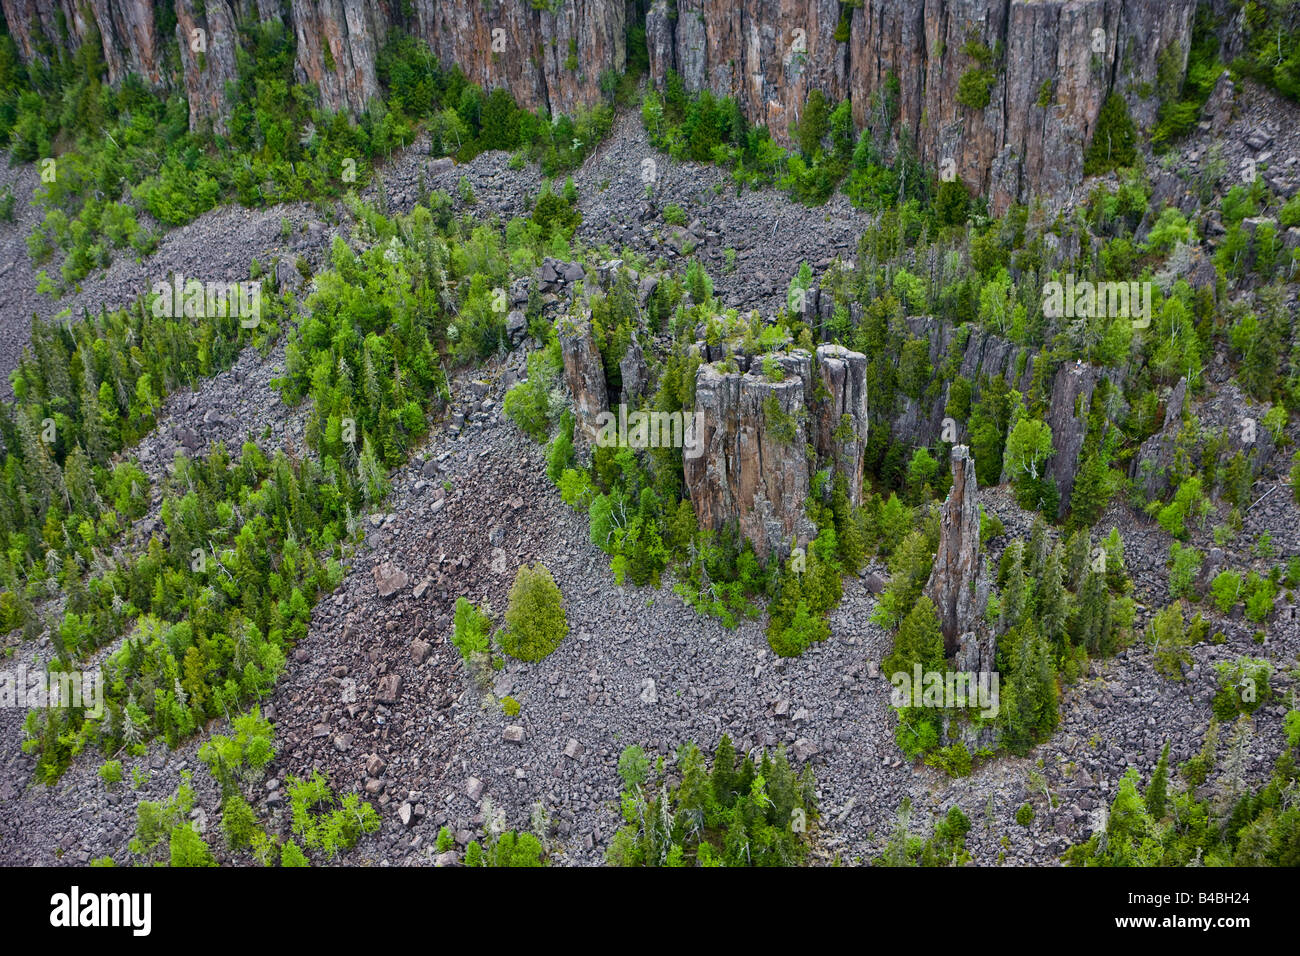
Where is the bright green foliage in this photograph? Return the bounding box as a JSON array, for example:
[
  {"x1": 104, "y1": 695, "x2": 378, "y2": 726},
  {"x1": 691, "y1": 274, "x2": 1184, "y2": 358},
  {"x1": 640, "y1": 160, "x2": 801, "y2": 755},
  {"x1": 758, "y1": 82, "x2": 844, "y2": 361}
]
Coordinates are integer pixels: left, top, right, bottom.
[
  {"x1": 220, "y1": 794, "x2": 259, "y2": 850},
  {"x1": 1146, "y1": 601, "x2": 1194, "y2": 680},
  {"x1": 766, "y1": 530, "x2": 842, "y2": 656},
  {"x1": 1155, "y1": 476, "x2": 1208, "y2": 540},
  {"x1": 500, "y1": 562, "x2": 568, "y2": 662},
  {"x1": 451, "y1": 596, "x2": 493, "y2": 662},
  {"x1": 504, "y1": 343, "x2": 562, "y2": 441},
  {"x1": 286, "y1": 770, "x2": 381, "y2": 860},
  {"x1": 198, "y1": 706, "x2": 276, "y2": 797},
  {"x1": 957, "y1": 68, "x2": 995, "y2": 109},
  {"x1": 1210, "y1": 569, "x2": 1242, "y2": 614},
  {"x1": 483, "y1": 831, "x2": 546, "y2": 867},
  {"x1": 98, "y1": 760, "x2": 123, "y2": 788},
  {"x1": 1168, "y1": 543, "x2": 1201, "y2": 600},
  {"x1": 1211, "y1": 657, "x2": 1272, "y2": 720},
  {"x1": 280, "y1": 841, "x2": 310, "y2": 867},
  {"x1": 437, "y1": 826, "x2": 455, "y2": 852},
  {"x1": 129, "y1": 773, "x2": 216, "y2": 867}
]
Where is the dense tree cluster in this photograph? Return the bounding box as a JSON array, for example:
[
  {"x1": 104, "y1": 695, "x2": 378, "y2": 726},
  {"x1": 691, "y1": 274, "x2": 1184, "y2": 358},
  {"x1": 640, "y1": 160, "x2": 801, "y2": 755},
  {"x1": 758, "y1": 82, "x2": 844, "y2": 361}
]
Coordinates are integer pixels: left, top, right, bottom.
[
  {"x1": 607, "y1": 735, "x2": 817, "y2": 866},
  {"x1": 1066, "y1": 709, "x2": 1300, "y2": 866}
]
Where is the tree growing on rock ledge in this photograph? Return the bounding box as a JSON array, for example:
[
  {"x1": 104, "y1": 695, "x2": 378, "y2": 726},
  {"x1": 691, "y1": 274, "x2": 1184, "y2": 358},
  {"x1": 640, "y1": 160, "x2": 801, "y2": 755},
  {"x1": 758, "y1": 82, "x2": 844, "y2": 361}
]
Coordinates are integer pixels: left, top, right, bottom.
[{"x1": 500, "y1": 562, "x2": 569, "y2": 662}]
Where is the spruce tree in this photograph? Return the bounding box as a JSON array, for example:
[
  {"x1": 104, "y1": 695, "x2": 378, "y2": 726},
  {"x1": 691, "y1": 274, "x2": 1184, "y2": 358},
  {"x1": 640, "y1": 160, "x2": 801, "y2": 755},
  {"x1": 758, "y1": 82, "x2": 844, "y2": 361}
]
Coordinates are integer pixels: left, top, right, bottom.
[{"x1": 1146, "y1": 741, "x2": 1171, "y2": 820}]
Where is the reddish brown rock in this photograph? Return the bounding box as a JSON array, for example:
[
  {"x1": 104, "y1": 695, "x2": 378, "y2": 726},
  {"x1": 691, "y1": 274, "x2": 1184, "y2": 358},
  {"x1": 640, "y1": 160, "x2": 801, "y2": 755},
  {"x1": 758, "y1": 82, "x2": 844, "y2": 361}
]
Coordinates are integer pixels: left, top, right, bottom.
[{"x1": 684, "y1": 344, "x2": 867, "y2": 560}]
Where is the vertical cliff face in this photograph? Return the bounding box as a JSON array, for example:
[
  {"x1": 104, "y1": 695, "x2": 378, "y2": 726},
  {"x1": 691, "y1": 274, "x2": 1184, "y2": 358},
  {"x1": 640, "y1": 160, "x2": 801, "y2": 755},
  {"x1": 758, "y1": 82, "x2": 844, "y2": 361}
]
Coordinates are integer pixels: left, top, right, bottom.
[
  {"x1": 810, "y1": 344, "x2": 869, "y2": 504},
  {"x1": 647, "y1": 0, "x2": 1197, "y2": 211},
  {"x1": 175, "y1": 0, "x2": 245, "y2": 135},
  {"x1": 414, "y1": 0, "x2": 626, "y2": 119},
  {"x1": 3, "y1": 0, "x2": 1198, "y2": 207},
  {"x1": 0, "y1": 0, "x2": 625, "y2": 131},
  {"x1": 287, "y1": 0, "x2": 388, "y2": 116},
  {"x1": 684, "y1": 344, "x2": 868, "y2": 560}
]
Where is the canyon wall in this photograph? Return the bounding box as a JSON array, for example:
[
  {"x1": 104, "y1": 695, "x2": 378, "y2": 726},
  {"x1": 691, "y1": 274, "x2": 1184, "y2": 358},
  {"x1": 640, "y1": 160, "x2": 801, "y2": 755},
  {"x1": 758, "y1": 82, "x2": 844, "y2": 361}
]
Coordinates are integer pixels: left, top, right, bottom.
[
  {"x1": 0, "y1": 0, "x2": 624, "y2": 133},
  {"x1": 2, "y1": 0, "x2": 1197, "y2": 205},
  {"x1": 645, "y1": 0, "x2": 1197, "y2": 211}
]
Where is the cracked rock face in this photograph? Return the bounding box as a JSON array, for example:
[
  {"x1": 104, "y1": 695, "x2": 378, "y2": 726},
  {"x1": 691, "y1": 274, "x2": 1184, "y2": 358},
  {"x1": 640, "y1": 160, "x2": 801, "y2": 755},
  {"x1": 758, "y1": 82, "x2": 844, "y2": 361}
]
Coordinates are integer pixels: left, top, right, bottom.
[
  {"x1": 557, "y1": 313, "x2": 609, "y2": 452},
  {"x1": 646, "y1": 0, "x2": 1196, "y2": 213},
  {"x1": 924, "y1": 445, "x2": 988, "y2": 654},
  {"x1": 6, "y1": 0, "x2": 1197, "y2": 212},
  {"x1": 2, "y1": 0, "x2": 625, "y2": 132},
  {"x1": 684, "y1": 345, "x2": 867, "y2": 561}
]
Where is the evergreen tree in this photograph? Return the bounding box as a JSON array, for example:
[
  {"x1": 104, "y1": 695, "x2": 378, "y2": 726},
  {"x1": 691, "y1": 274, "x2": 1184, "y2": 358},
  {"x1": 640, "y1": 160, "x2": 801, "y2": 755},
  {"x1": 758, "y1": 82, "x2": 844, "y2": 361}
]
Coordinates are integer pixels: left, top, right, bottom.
[{"x1": 1146, "y1": 741, "x2": 1171, "y2": 820}]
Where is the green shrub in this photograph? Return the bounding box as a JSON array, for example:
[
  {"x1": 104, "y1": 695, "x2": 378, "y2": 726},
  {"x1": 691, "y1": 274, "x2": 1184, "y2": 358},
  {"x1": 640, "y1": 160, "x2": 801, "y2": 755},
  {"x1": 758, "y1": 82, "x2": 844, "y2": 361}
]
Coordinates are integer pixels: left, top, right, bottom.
[
  {"x1": 98, "y1": 760, "x2": 123, "y2": 788},
  {"x1": 437, "y1": 826, "x2": 455, "y2": 852},
  {"x1": 1015, "y1": 802, "x2": 1035, "y2": 826},
  {"x1": 286, "y1": 770, "x2": 381, "y2": 859},
  {"x1": 957, "y1": 68, "x2": 995, "y2": 109},
  {"x1": 451, "y1": 597, "x2": 492, "y2": 662},
  {"x1": 500, "y1": 562, "x2": 568, "y2": 662}
]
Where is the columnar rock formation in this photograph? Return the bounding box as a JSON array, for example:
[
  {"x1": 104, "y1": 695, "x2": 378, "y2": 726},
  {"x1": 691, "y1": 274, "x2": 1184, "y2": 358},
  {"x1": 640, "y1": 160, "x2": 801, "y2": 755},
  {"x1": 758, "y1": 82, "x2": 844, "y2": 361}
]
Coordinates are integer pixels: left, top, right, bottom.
[
  {"x1": 810, "y1": 344, "x2": 869, "y2": 505},
  {"x1": 556, "y1": 313, "x2": 609, "y2": 452},
  {"x1": 1, "y1": 0, "x2": 625, "y2": 132},
  {"x1": 684, "y1": 344, "x2": 868, "y2": 560},
  {"x1": 924, "y1": 445, "x2": 987, "y2": 656},
  {"x1": 645, "y1": 0, "x2": 1197, "y2": 211},
  {"x1": 2, "y1": 0, "x2": 1199, "y2": 207},
  {"x1": 862, "y1": 314, "x2": 1117, "y2": 522}
]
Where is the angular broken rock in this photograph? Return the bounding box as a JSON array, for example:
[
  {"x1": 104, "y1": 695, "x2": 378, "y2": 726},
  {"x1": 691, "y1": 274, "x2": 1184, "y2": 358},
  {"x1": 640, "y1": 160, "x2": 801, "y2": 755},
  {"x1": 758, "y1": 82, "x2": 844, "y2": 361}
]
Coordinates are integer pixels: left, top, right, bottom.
[
  {"x1": 792, "y1": 738, "x2": 817, "y2": 762},
  {"x1": 374, "y1": 673, "x2": 403, "y2": 705},
  {"x1": 466, "y1": 776, "x2": 484, "y2": 801},
  {"x1": 503, "y1": 725, "x2": 525, "y2": 743},
  {"x1": 366, "y1": 754, "x2": 387, "y2": 777},
  {"x1": 563, "y1": 738, "x2": 582, "y2": 759},
  {"x1": 411, "y1": 638, "x2": 432, "y2": 663},
  {"x1": 373, "y1": 561, "x2": 409, "y2": 598},
  {"x1": 398, "y1": 802, "x2": 415, "y2": 828},
  {"x1": 639, "y1": 678, "x2": 658, "y2": 705}
]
